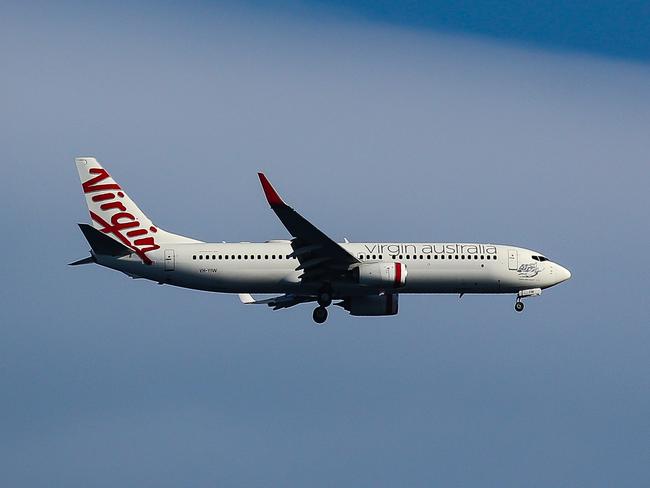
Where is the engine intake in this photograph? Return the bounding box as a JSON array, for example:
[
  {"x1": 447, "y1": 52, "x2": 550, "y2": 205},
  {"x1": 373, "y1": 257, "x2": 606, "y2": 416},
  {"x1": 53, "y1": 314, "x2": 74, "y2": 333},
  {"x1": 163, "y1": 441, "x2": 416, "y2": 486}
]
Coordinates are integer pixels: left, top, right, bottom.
[
  {"x1": 352, "y1": 262, "x2": 407, "y2": 288},
  {"x1": 343, "y1": 295, "x2": 399, "y2": 316}
]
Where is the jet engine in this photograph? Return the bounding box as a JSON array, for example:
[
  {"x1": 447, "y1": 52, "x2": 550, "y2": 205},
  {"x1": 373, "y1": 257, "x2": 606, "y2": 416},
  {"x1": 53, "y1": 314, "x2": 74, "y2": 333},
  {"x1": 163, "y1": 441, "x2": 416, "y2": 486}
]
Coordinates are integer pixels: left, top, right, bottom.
[
  {"x1": 342, "y1": 295, "x2": 399, "y2": 316},
  {"x1": 352, "y1": 262, "x2": 407, "y2": 288}
]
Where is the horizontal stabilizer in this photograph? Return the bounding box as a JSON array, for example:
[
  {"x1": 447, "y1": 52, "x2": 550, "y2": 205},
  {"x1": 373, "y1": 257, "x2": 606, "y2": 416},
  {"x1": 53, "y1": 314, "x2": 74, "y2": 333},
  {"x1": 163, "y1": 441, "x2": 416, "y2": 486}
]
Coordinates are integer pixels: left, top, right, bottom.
[
  {"x1": 68, "y1": 256, "x2": 96, "y2": 266},
  {"x1": 78, "y1": 223, "x2": 133, "y2": 257}
]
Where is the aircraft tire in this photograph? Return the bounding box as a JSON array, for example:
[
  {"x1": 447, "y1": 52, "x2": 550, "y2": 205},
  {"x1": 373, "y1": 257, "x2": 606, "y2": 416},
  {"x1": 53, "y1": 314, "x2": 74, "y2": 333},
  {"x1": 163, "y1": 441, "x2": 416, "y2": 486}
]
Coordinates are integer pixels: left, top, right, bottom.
[
  {"x1": 318, "y1": 292, "x2": 332, "y2": 307},
  {"x1": 313, "y1": 306, "x2": 328, "y2": 324},
  {"x1": 515, "y1": 301, "x2": 524, "y2": 312}
]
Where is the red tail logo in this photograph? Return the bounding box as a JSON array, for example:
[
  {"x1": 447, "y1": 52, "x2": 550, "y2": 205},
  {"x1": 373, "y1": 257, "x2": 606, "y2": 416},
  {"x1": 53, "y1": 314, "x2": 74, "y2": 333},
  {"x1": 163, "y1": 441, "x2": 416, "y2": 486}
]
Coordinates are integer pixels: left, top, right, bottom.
[{"x1": 83, "y1": 168, "x2": 159, "y2": 265}]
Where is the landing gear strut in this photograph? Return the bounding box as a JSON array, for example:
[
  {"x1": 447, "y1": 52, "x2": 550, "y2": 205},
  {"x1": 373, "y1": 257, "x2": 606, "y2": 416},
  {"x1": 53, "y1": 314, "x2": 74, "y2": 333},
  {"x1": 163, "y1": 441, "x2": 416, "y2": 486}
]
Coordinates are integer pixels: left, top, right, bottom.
[
  {"x1": 313, "y1": 306, "x2": 328, "y2": 324},
  {"x1": 514, "y1": 300, "x2": 524, "y2": 312}
]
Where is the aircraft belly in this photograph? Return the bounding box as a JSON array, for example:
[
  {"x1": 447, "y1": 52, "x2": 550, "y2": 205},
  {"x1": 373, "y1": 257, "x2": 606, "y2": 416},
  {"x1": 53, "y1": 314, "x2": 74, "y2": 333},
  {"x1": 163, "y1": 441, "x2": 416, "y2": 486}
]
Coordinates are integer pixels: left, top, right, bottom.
[{"x1": 401, "y1": 266, "x2": 501, "y2": 293}]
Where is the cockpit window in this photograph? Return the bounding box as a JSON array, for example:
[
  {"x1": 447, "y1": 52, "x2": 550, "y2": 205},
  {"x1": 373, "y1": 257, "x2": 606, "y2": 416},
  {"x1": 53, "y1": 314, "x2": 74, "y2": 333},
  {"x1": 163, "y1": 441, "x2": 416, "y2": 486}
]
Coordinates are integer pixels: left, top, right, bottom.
[{"x1": 532, "y1": 255, "x2": 549, "y2": 262}]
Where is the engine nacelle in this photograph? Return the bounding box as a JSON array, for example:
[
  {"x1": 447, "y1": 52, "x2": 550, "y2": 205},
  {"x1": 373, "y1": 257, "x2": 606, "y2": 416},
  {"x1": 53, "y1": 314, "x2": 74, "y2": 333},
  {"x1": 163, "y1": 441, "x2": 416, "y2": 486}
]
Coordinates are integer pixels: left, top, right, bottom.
[
  {"x1": 352, "y1": 262, "x2": 407, "y2": 288},
  {"x1": 343, "y1": 295, "x2": 399, "y2": 316}
]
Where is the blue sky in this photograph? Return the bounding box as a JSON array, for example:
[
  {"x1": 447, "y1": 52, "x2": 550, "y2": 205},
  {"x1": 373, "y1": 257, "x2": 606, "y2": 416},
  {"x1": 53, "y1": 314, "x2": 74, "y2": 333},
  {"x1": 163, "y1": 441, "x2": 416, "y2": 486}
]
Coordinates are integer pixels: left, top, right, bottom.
[
  {"x1": 299, "y1": 0, "x2": 650, "y2": 60},
  {"x1": 1, "y1": 1, "x2": 649, "y2": 486}
]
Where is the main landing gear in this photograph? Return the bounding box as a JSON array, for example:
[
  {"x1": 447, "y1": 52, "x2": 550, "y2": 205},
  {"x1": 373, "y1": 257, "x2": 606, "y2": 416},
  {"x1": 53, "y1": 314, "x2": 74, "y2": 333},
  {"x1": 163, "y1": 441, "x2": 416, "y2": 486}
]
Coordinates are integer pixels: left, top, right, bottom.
[
  {"x1": 313, "y1": 306, "x2": 328, "y2": 324},
  {"x1": 515, "y1": 300, "x2": 525, "y2": 312},
  {"x1": 312, "y1": 288, "x2": 333, "y2": 324}
]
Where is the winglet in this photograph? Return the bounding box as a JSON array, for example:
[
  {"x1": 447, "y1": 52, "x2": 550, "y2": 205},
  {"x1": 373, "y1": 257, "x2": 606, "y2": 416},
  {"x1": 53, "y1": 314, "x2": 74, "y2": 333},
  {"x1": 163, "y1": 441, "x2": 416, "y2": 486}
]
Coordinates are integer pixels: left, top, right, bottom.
[{"x1": 258, "y1": 173, "x2": 285, "y2": 207}]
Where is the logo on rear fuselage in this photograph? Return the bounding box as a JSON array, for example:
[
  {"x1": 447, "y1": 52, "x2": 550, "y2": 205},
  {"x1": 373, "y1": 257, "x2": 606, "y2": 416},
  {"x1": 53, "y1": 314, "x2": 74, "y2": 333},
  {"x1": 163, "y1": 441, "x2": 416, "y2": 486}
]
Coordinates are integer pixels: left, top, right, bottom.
[{"x1": 82, "y1": 167, "x2": 160, "y2": 265}]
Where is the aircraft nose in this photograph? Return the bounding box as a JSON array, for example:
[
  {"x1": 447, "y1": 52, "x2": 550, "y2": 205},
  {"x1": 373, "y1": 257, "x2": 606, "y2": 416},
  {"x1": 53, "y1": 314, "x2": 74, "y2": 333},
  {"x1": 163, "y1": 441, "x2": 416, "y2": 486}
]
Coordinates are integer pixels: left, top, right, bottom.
[{"x1": 556, "y1": 264, "x2": 571, "y2": 283}]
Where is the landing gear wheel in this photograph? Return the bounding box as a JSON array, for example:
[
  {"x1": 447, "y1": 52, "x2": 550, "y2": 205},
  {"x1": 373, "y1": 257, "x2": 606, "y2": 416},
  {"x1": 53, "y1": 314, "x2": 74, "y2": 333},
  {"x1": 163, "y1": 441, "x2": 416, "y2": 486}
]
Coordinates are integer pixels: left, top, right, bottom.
[
  {"x1": 515, "y1": 301, "x2": 524, "y2": 312},
  {"x1": 313, "y1": 306, "x2": 328, "y2": 324},
  {"x1": 317, "y1": 291, "x2": 332, "y2": 307}
]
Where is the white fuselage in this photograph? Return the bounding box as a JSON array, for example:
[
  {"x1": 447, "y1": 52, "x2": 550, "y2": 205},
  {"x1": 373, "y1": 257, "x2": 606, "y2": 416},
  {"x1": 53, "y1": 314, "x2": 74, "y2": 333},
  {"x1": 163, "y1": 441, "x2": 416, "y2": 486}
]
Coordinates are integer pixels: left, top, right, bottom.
[{"x1": 96, "y1": 241, "x2": 571, "y2": 297}]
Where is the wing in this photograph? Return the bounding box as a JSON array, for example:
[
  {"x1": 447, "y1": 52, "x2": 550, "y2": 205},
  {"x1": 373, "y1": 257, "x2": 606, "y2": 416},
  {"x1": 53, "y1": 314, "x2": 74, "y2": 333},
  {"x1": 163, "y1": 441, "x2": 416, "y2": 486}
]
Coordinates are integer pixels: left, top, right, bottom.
[
  {"x1": 258, "y1": 173, "x2": 360, "y2": 282},
  {"x1": 239, "y1": 293, "x2": 317, "y2": 310}
]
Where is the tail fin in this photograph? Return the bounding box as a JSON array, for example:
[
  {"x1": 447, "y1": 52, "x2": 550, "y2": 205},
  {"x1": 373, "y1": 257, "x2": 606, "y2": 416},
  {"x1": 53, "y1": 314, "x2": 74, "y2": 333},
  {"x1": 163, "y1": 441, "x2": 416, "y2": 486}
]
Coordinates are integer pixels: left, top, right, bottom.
[{"x1": 75, "y1": 157, "x2": 200, "y2": 264}]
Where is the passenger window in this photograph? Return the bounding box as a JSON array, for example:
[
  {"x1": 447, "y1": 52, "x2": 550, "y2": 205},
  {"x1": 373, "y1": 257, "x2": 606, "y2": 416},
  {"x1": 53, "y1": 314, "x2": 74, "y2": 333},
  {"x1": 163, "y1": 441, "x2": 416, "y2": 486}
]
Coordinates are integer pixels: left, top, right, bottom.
[
  {"x1": 272, "y1": 255, "x2": 276, "y2": 259},
  {"x1": 455, "y1": 255, "x2": 459, "y2": 259},
  {"x1": 244, "y1": 255, "x2": 248, "y2": 260},
  {"x1": 193, "y1": 255, "x2": 196, "y2": 260},
  {"x1": 258, "y1": 255, "x2": 261, "y2": 259},
  {"x1": 379, "y1": 255, "x2": 383, "y2": 259},
  {"x1": 265, "y1": 255, "x2": 269, "y2": 259},
  {"x1": 427, "y1": 255, "x2": 431, "y2": 259},
  {"x1": 399, "y1": 255, "x2": 403, "y2": 259}
]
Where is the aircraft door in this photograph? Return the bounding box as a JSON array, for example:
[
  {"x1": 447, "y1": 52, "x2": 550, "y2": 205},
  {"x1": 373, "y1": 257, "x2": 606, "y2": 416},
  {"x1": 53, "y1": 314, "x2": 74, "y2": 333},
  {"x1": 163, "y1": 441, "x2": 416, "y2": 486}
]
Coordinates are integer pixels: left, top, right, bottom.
[
  {"x1": 164, "y1": 249, "x2": 175, "y2": 271},
  {"x1": 507, "y1": 249, "x2": 518, "y2": 270}
]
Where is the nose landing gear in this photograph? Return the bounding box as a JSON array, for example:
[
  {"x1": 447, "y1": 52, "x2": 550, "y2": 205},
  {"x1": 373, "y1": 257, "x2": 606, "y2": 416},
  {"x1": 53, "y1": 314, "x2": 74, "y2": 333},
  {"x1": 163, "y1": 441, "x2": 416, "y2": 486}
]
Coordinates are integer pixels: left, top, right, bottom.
[{"x1": 514, "y1": 288, "x2": 542, "y2": 312}]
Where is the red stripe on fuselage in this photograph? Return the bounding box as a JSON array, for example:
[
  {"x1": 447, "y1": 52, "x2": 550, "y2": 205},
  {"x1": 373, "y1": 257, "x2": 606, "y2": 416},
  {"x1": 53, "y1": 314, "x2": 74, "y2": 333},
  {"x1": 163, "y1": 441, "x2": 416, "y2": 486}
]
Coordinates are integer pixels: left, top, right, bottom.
[{"x1": 394, "y1": 262, "x2": 402, "y2": 288}]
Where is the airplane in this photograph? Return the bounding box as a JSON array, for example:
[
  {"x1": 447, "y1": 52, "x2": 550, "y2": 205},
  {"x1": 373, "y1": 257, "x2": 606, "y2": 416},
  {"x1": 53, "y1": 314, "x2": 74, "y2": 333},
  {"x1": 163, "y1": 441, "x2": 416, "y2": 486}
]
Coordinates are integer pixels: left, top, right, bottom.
[{"x1": 71, "y1": 157, "x2": 571, "y2": 324}]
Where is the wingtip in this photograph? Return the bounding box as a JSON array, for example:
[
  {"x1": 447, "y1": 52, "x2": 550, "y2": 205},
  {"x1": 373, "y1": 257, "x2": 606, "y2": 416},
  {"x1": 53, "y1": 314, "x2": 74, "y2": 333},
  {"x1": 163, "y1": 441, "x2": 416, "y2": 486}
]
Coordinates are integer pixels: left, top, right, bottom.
[{"x1": 258, "y1": 172, "x2": 285, "y2": 207}]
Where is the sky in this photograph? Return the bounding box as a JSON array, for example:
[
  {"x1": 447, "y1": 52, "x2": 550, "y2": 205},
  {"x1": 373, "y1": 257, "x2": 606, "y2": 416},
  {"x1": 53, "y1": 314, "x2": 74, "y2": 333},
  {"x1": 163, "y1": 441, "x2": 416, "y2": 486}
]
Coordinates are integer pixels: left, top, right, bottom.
[{"x1": 1, "y1": 1, "x2": 649, "y2": 486}]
